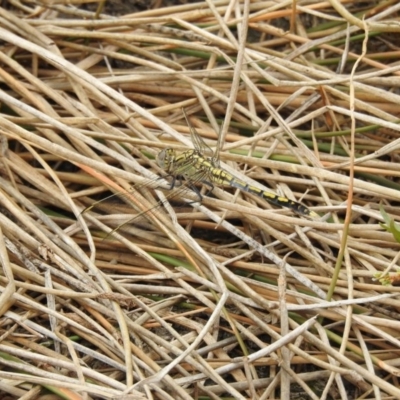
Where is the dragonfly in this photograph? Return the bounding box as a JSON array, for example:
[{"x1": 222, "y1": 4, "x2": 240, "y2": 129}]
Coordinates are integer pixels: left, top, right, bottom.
[
  {"x1": 84, "y1": 111, "x2": 317, "y2": 232},
  {"x1": 156, "y1": 110, "x2": 318, "y2": 219}
]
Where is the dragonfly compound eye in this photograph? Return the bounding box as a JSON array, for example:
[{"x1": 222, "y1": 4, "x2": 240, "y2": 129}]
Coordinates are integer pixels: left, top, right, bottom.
[
  {"x1": 157, "y1": 148, "x2": 175, "y2": 172},
  {"x1": 156, "y1": 149, "x2": 167, "y2": 168}
]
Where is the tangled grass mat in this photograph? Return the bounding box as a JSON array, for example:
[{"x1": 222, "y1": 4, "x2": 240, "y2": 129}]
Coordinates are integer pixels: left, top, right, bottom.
[{"x1": 0, "y1": 1, "x2": 400, "y2": 399}]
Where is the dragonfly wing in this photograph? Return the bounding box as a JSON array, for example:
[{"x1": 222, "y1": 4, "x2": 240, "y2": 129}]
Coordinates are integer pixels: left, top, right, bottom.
[{"x1": 182, "y1": 109, "x2": 218, "y2": 166}]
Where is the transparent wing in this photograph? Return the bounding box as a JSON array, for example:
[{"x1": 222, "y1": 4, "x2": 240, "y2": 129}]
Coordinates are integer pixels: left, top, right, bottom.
[
  {"x1": 83, "y1": 156, "x2": 214, "y2": 237},
  {"x1": 182, "y1": 109, "x2": 219, "y2": 167},
  {"x1": 84, "y1": 107, "x2": 316, "y2": 239},
  {"x1": 84, "y1": 125, "x2": 219, "y2": 236}
]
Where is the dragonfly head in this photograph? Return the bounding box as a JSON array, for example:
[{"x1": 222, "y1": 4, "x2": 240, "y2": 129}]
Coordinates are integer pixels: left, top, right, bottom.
[{"x1": 156, "y1": 148, "x2": 174, "y2": 171}]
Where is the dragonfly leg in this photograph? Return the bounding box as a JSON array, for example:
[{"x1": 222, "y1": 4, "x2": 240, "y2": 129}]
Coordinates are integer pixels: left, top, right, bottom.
[
  {"x1": 185, "y1": 180, "x2": 214, "y2": 204},
  {"x1": 159, "y1": 174, "x2": 204, "y2": 204},
  {"x1": 186, "y1": 184, "x2": 203, "y2": 203},
  {"x1": 201, "y1": 180, "x2": 214, "y2": 198},
  {"x1": 158, "y1": 174, "x2": 181, "y2": 190}
]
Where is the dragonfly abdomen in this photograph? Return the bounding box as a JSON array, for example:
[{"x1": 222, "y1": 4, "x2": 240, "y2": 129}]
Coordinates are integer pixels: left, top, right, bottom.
[{"x1": 214, "y1": 171, "x2": 314, "y2": 217}]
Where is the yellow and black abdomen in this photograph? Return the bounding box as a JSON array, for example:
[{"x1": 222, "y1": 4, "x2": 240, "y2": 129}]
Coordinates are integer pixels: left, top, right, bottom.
[{"x1": 214, "y1": 170, "x2": 315, "y2": 217}]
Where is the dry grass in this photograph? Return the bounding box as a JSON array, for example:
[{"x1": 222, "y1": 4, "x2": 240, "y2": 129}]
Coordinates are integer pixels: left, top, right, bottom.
[{"x1": 0, "y1": 0, "x2": 400, "y2": 399}]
